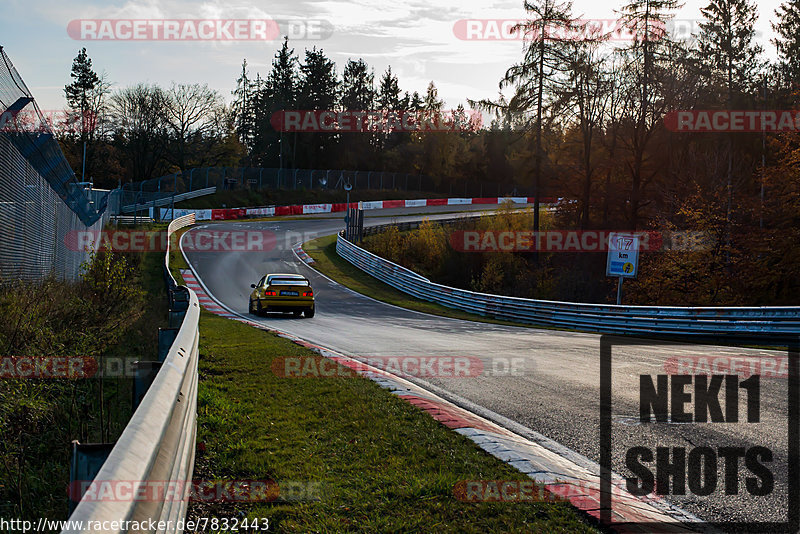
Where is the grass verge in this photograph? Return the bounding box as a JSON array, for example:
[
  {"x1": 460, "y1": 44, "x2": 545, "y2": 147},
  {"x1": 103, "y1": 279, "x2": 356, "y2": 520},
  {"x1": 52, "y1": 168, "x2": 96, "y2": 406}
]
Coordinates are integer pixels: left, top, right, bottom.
[
  {"x1": 186, "y1": 309, "x2": 597, "y2": 533},
  {"x1": 303, "y1": 234, "x2": 539, "y2": 329}
]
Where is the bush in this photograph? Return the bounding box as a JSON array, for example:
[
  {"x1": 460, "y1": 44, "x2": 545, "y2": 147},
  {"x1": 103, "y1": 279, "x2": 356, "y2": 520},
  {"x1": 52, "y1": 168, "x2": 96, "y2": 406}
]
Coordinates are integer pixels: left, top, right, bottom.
[{"x1": 0, "y1": 250, "x2": 147, "y2": 520}]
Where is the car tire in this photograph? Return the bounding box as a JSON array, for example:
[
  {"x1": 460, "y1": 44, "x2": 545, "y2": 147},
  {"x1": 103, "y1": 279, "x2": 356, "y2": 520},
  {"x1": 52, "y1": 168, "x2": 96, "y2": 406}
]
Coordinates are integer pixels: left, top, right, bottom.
[
  {"x1": 292, "y1": 310, "x2": 302, "y2": 317},
  {"x1": 255, "y1": 300, "x2": 264, "y2": 316},
  {"x1": 304, "y1": 307, "x2": 315, "y2": 318},
  {"x1": 249, "y1": 299, "x2": 255, "y2": 314}
]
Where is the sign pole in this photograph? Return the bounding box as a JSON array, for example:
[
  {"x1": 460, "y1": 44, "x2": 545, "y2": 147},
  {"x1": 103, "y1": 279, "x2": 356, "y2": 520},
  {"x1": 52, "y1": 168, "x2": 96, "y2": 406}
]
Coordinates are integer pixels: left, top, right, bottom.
[{"x1": 607, "y1": 232, "x2": 639, "y2": 305}]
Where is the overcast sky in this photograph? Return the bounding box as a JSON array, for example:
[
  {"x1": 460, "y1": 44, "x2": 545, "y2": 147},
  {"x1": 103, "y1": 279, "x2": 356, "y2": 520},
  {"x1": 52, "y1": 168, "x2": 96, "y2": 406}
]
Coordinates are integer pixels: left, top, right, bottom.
[{"x1": 0, "y1": 0, "x2": 782, "y2": 113}]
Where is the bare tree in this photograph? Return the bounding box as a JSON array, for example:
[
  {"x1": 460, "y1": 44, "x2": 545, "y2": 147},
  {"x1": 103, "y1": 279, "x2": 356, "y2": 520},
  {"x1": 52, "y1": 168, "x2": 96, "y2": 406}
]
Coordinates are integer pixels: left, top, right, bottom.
[
  {"x1": 164, "y1": 83, "x2": 223, "y2": 171},
  {"x1": 110, "y1": 84, "x2": 169, "y2": 182}
]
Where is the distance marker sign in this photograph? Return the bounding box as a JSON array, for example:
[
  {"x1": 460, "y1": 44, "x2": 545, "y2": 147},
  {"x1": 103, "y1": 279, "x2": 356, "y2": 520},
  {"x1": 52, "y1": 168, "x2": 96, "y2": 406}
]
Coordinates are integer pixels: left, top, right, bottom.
[{"x1": 606, "y1": 232, "x2": 640, "y2": 278}]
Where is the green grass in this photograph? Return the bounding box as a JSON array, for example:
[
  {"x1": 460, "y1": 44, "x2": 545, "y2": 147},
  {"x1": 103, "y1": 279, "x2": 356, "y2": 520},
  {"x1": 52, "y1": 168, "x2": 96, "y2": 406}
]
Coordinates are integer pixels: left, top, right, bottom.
[
  {"x1": 185, "y1": 310, "x2": 597, "y2": 533},
  {"x1": 303, "y1": 234, "x2": 541, "y2": 329}
]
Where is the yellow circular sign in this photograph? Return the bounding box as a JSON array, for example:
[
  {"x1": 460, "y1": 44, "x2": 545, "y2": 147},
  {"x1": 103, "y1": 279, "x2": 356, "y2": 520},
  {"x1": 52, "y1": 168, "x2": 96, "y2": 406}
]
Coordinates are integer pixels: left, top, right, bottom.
[{"x1": 623, "y1": 262, "x2": 634, "y2": 273}]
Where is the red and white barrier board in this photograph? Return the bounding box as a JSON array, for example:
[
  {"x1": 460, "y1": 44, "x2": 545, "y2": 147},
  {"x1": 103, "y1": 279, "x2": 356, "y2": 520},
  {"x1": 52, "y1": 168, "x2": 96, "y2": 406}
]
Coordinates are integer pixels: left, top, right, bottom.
[
  {"x1": 161, "y1": 208, "x2": 213, "y2": 220},
  {"x1": 302, "y1": 203, "x2": 333, "y2": 214},
  {"x1": 246, "y1": 207, "x2": 276, "y2": 216},
  {"x1": 161, "y1": 197, "x2": 558, "y2": 221}
]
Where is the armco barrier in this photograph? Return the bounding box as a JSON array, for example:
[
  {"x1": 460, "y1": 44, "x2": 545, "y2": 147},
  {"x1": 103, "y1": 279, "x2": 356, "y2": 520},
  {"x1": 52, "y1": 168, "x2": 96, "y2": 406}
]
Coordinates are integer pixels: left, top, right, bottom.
[
  {"x1": 120, "y1": 186, "x2": 217, "y2": 214},
  {"x1": 63, "y1": 214, "x2": 199, "y2": 533},
  {"x1": 337, "y1": 229, "x2": 800, "y2": 341}
]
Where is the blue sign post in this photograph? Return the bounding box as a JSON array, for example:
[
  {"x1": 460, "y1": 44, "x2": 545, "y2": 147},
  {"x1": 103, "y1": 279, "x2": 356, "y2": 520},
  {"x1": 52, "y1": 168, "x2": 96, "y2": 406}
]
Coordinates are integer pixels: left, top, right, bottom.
[{"x1": 606, "y1": 233, "x2": 640, "y2": 304}]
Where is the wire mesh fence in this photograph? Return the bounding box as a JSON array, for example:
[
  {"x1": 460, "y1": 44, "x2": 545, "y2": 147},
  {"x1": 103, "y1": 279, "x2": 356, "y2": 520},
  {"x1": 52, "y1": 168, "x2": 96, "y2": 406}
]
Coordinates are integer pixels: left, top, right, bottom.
[
  {"x1": 0, "y1": 46, "x2": 114, "y2": 281},
  {"x1": 119, "y1": 166, "x2": 533, "y2": 214}
]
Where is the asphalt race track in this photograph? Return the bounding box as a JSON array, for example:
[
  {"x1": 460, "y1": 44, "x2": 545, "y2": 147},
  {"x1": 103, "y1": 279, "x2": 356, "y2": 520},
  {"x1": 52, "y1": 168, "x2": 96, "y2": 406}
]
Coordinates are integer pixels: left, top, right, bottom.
[{"x1": 183, "y1": 206, "x2": 792, "y2": 529}]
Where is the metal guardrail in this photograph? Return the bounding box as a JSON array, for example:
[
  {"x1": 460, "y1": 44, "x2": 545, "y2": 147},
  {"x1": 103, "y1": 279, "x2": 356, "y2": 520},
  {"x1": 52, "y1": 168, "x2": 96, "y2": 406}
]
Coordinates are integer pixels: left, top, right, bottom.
[
  {"x1": 63, "y1": 213, "x2": 199, "y2": 533},
  {"x1": 120, "y1": 186, "x2": 217, "y2": 214},
  {"x1": 337, "y1": 225, "x2": 800, "y2": 342}
]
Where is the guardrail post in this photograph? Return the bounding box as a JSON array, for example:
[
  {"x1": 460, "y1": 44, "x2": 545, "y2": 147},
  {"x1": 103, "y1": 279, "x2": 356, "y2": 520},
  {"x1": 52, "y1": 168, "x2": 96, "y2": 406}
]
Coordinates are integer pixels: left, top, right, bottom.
[
  {"x1": 157, "y1": 328, "x2": 179, "y2": 362},
  {"x1": 68, "y1": 441, "x2": 115, "y2": 515},
  {"x1": 132, "y1": 361, "x2": 163, "y2": 409},
  {"x1": 169, "y1": 308, "x2": 188, "y2": 327}
]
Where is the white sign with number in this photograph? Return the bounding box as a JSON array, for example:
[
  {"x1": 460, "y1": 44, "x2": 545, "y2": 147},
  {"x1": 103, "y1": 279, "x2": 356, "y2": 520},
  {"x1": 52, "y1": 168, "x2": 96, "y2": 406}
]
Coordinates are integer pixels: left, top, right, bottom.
[{"x1": 606, "y1": 233, "x2": 640, "y2": 277}]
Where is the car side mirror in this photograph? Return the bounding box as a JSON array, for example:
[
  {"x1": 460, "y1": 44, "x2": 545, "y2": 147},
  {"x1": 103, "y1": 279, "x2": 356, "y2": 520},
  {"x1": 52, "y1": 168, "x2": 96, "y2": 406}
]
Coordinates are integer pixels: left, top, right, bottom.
[{"x1": 251, "y1": 284, "x2": 256, "y2": 288}]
